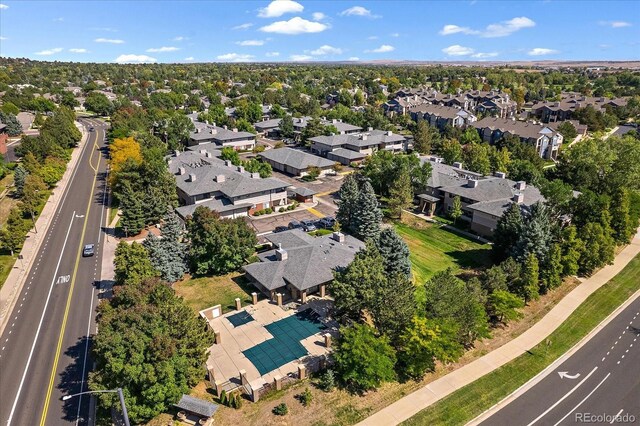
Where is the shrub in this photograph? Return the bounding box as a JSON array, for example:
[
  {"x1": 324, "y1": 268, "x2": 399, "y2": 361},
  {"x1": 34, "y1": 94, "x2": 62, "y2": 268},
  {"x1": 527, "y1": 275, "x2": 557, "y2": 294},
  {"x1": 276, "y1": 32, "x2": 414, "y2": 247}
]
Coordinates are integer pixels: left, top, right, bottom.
[
  {"x1": 299, "y1": 387, "x2": 313, "y2": 407},
  {"x1": 219, "y1": 390, "x2": 227, "y2": 406},
  {"x1": 279, "y1": 207, "x2": 286, "y2": 213},
  {"x1": 349, "y1": 162, "x2": 359, "y2": 168},
  {"x1": 253, "y1": 145, "x2": 266, "y2": 153},
  {"x1": 274, "y1": 141, "x2": 285, "y2": 148},
  {"x1": 273, "y1": 403, "x2": 288, "y2": 416},
  {"x1": 319, "y1": 369, "x2": 336, "y2": 392},
  {"x1": 265, "y1": 207, "x2": 273, "y2": 214}
]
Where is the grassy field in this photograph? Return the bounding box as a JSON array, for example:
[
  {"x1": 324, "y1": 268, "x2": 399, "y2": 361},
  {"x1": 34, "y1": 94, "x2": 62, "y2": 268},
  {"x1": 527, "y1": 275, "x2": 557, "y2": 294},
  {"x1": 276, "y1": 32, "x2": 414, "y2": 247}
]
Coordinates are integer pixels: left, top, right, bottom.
[
  {"x1": 173, "y1": 272, "x2": 256, "y2": 313},
  {"x1": 403, "y1": 253, "x2": 640, "y2": 426},
  {"x1": 394, "y1": 218, "x2": 492, "y2": 287},
  {"x1": 0, "y1": 255, "x2": 16, "y2": 290}
]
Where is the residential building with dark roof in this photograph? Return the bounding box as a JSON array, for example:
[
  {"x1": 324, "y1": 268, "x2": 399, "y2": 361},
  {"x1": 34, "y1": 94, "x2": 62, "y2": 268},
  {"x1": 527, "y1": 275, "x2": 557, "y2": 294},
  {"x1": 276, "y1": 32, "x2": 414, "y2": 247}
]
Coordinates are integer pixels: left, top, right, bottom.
[
  {"x1": 168, "y1": 150, "x2": 289, "y2": 219},
  {"x1": 530, "y1": 93, "x2": 628, "y2": 123},
  {"x1": 417, "y1": 157, "x2": 545, "y2": 237},
  {"x1": 409, "y1": 104, "x2": 477, "y2": 130},
  {"x1": 471, "y1": 117, "x2": 563, "y2": 160},
  {"x1": 309, "y1": 128, "x2": 406, "y2": 165},
  {"x1": 243, "y1": 229, "x2": 365, "y2": 302},
  {"x1": 187, "y1": 115, "x2": 256, "y2": 151},
  {"x1": 258, "y1": 147, "x2": 336, "y2": 177}
]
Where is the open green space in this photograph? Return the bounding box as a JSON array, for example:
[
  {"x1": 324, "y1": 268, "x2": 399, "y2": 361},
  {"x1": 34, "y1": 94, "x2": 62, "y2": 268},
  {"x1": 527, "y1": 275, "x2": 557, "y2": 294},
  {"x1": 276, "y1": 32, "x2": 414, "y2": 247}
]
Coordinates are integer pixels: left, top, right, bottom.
[
  {"x1": 403, "y1": 253, "x2": 640, "y2": 426},
  {"x1": 394, "y1": 221, "x2": 492, "y2": 286},
  {"x1": 174, "y1": 272, "x2": 255, "y2": 313}
]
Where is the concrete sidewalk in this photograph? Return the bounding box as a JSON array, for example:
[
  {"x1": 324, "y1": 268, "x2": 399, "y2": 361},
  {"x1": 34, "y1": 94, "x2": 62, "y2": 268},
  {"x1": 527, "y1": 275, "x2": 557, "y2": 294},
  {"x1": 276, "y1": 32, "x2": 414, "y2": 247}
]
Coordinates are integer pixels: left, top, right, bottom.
[
  {"x1": 357, "y1": 230, "x2": 640, "y2": 426},
  {"x1": 0, "y1": 123, "x2": 89, "y2": 334}
]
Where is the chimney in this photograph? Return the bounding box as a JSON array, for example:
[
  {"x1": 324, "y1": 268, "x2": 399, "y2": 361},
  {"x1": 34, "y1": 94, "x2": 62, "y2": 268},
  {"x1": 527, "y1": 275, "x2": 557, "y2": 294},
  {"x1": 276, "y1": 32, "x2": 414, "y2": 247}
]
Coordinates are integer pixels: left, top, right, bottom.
[
  {"x1": 189, "y1": 173, "x2": 196, "y2": 182},
  {"x1": 212, "y1": 122, "x2": 216, "y2": 127},
  {"x1": 232, "y1": 128, "x2": 238, "y2": 132},
  {"x1": 387, "y1": 130, "x2": 393, "y2": 136},
  {"x1": 214, "y1": 174, "x2": 225, "y2": 182},
  {"x1": 467, "y1": 179, "x2": 478, "y2": 188},
  {"x1": 167, "y1": 159, "x2": 172, "y2": 165},
  {"x1": 199, "y1": 149, "x2": 207, "y2": 155},
  {"x1": 368, "y1": 127, "x2": 373, "y2": 132},
  {"x1": 494, "y1": 171, "x2": 506, "y2": 179},
  {"x1": 174, "y1": 150, "x2": 180, "y2": 157},
  {"x1": 195, "y1": 128, "x2": 200, "y2": 133},
  {"x1": 210, "y1": 128, "x2": 217, "y2": 135},
  {"x1": 275, "y1": 243, "x2": 288, "y2": 261},
  {"x1": 178, "y1": 167, "x2": 186, "y2": 175},
  {"x1": 453, "y1": 162, "x2": 463, "y2": 169},
  {"x1": 513, "y1": 193, "x2": 524, "y2": 204},
  {"x1": 237, "y1": 165, "x2": 245, "y2": 173},
  {"x1": 361, "y1": 134, "x2": 367, "y2": 140},
  {"x1": 223, "y1": 125, "x2": 228, "y2": 130},
  {"x1": 516, "y1": 181, "x2": 526, "y2": 191},
  {"x1": 250, "y1": 172, "x2": 260, "y2": 178},
  {"x1": 205, "y1": 151, "x2": 213, "y2": 158},
  {"x1": 332, "y1": 119, "x2": 338, "y2": 124},
  {"x1": 332, "y1": 232, "x2": 345, "y2": 243},
  {"x1": 224, "y1": 160, "x2": 232, "y2": 167}
]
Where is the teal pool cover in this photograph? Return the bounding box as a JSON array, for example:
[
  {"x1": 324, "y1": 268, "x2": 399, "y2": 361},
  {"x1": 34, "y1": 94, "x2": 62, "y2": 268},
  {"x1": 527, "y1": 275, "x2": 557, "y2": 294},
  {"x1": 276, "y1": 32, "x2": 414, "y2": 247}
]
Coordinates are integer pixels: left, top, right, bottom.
[
  {"x1": 243, "y1": 309, "x2": 326, "y2": 376},
  {"x1": 227, "y1": 311, "x2": 254, "y2": 328}
]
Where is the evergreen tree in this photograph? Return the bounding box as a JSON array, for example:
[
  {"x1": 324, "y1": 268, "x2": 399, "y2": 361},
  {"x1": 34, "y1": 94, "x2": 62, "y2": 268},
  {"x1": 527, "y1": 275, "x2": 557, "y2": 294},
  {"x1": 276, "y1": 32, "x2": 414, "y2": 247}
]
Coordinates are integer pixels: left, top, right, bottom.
[
  {"x1": 412, "y1": 120, "x2": 432, "y2": 154},
  {"x1": 521, "y1": 254, "x2": 540, "y2": 303},
  {"x1": 370, "y1": 272, "x2": 416, "y2": 341},
  {"x1": 560, "y1": 225, "x2": 582, "y2": 277},
  {"x1": 540, "y1": 243, "x2": 563, "y2": 292},
  {"x1": 336, "y1": 174, "x2": 359, "y2": 233},
  {"x1": 352, "y1": 180, "x2": 382, "y2": 241},
  {"x1": 492, "y1": 203, "x2": 523, "y2": 262},
  {"x1": 13, "y1": 165, "x2": 28, "y2": 197},
  {"x1": 279, "y1": 115, "x2": 294, "y2": 139},
  {"x1": 387, "y1": 167, "x2": 413, "y2": 218},
  {"x1": 145, "y1": 210, "x2": 188, "y2": 283},
  {"x1": 513, "y1": 202, "x2": 555, "y2": 265},
  {"x1": 375, "y1": 227, "x2": 412, "y2": 279},
  {"x1": 118, "y1": 181, "x2": 146, "y2": 236},
  {"x1": 578, "y1": 222, "x2": 615, "y2": 275}
]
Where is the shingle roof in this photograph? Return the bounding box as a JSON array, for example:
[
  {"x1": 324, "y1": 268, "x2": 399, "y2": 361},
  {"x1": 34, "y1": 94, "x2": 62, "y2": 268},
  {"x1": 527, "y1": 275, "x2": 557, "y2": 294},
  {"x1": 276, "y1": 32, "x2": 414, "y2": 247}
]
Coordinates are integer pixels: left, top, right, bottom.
[
  {"x1": 189, "y1": 123, "x2": 255, "y2": 143},
  {"x1": 310, "y1": 129, "x2": 405, "y2": 149},
  {"x1": 409, "y1": 104, "x2": 474, "y2": 120},
  {"x1": 174, "y1": 395, "x2": 218, "y2": 418},
  {"x1": 253, "y1": 118, "x2": 282, "y2": 131},
  {"x1": 244, "y1": 229, "x2": 365, "y2": 291},
  {"x1": 472, "y1": 117, "x2": 559, "y2": 140},
  {"x1": 175, "y1": 199, "x2": 252, "y2": 219},
  {"x1": 327, "y1": 148, "x2": 367, "y2": 161},
  {"x1": 259, "y1": 148, "x2": 335, "y2": 170}
]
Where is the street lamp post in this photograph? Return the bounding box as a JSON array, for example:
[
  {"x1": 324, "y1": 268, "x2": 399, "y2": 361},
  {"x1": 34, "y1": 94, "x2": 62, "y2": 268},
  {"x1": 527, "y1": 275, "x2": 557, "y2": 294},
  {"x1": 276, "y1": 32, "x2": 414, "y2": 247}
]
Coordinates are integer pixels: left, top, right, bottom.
[{"x1": 62, "y1": 388, "x2": 130, "y2": 426}]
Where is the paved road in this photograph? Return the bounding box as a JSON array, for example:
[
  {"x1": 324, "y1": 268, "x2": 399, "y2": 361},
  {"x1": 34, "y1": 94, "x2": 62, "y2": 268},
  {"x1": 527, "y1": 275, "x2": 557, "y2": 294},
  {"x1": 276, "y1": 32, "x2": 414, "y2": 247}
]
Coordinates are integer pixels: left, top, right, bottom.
[
  {"x1": 482, "y1": 296, "x2": 640, "y2": 426},
  {"x1": 0, "y1": 119, "x2": 109, "y2": 426}
]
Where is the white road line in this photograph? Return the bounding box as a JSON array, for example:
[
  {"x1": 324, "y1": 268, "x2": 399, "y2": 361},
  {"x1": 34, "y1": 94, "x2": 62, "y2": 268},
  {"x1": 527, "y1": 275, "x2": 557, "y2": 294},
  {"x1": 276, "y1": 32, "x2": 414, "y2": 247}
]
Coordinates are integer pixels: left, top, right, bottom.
[
  {"x1": 553, "y1": 373, "x2": 611, "y2": 426},
  {"x1": 75, "y1": 285, "x2": 96, "y2": 425},
  {"x1": 6, "y1": 211, "x2": 76, "y2": 426},
  {"x1": 527, "y1": 366, "x2": 598, "y2": 426},
  {"x1": 610, "y1": 409, "x2": 624, "y2": 424}
]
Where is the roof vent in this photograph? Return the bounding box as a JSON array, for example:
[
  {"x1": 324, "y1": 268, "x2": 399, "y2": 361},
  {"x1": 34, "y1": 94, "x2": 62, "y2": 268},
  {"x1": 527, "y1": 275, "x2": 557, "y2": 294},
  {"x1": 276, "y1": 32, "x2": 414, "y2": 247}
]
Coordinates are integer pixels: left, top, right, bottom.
[
  {"x1": 237, "y1": 165, "x2": 245, "y2": 173},
  {"x1": 494, "y1": 171, "x2": 506, "y2": 179},
  {"x1": 232, "y1": 128, "x2": 238, "y2": 132},
  {"x1": 205, "y1": 152, "x2": 213, "y2": 158},
  {"x1": 178, "y1": 167, "x2": 185, "y2": 175},
  {"x1": 199, "y1": 149, "x2": 207, "y2": 155},
  {"x1": 332, "y1": 232, "x2": 345, "y2": 243},
  {"x1": 387, "y1": 130, "x2": 393, "y2": 136},
  {"x1": 467, "y1": 179, "x2": 478, "y2": 188},
  {"x1": 361, "y1": 134, "x2": 367, "y2": 140},
  {"x1": 453, "y1": 162, "x2": 463, "y2": 169},
  {"x1": 275, "y1": 243, "x2": 288, "y2": 261},
  {"x1": 189, "y1": 173, "x2": 196, "y2": 182},
  {"x1": 516, "y1": 181, "x2": 526, "y2": 191},
  {"x1": 368, "y1": 127, "x2": 373, "y2": 132},
  {"x1": 513, "y1": 193, "x2": 524, "y2": 204},
  {"x1": 174, "y1": 150, "x2": 180, "y2": 157},
  {"x1": 223, "y1": 125, "x2": 228, "y2": 130},
  {"x1": 210, "y1": 128, "x2": 217, "y2": 135},
  {"x1": 250, "y1": 172, "x2": 260, "y2": 179},
  {"x1": 215, "y1": 174, "x2": 225, "y2": 183},
  {"x1": 224, "y1": 160, "x2": 233, "y2": 167}
]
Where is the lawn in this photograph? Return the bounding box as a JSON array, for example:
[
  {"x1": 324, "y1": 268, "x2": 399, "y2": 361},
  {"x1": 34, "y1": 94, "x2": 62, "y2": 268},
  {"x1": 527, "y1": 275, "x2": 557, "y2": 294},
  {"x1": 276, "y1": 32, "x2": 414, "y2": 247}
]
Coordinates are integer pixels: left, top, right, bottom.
[
  {"x1": 173, "y1": 272, "x2": 256, "y2": 313},
  {"x1": 394, "y1": 218, "x2": 492, "y2": 287},
  {"x1": 0, "y1": 255, "x2": 16, "y2": 290},
  {"x1": 403, "y1": 254, "x2": 640, "y2": 426}
]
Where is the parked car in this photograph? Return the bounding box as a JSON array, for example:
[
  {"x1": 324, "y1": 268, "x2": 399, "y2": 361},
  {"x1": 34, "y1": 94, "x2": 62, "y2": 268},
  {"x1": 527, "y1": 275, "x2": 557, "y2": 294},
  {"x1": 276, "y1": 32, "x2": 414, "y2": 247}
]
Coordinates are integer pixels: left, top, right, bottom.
[
  {"x1": 82, "y1": 244, "x2": 95, "y2": 257},
  {"x1": 288, "y1": 220, "x2": 302, "y2": 230},
  {"x1": 300, "y1": 220, "x2": 317, "y2": 232},
  {"x1": 318, "y1": 216, "x2": 336, "y2": 229},
  {"x1": 89, "y1": 127, "x2": 95, "y2": 132},
  {"x1": 273, "y1": 225, "x2": 289, "y2": 233}
]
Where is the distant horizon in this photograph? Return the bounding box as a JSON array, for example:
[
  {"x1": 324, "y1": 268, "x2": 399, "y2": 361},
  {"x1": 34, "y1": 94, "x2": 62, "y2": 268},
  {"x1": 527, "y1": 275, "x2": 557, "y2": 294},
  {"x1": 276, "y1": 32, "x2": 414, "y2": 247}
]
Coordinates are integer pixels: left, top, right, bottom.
[{"x1": 1, "y1": 0, "x2": 638, "y2": 64}]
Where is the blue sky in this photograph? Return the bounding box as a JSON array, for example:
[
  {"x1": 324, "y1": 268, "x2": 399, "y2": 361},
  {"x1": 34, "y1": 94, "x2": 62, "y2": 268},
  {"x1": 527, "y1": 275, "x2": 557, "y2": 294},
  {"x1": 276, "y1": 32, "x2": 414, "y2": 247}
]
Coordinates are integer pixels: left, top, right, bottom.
[{"x1": 0, "y1": 0, "x2": 638, "y2": 63}]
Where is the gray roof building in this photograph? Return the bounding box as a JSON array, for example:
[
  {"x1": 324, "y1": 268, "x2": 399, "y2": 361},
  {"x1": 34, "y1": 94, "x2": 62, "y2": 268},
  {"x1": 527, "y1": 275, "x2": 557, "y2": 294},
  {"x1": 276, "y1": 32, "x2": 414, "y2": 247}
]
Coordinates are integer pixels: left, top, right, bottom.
[
  {"x1": 259, "y1": 148, "x2": 335, "y2": 173},
  {"x1": 174, "y1": 395, "x2": 218, "y2": 419}
]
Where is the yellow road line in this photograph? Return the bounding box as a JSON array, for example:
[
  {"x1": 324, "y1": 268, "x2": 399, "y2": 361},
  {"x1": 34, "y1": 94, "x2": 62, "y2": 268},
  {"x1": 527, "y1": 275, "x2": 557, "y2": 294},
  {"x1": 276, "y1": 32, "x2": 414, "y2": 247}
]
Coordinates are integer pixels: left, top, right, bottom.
[
  {"x1": 316, "y1": 190, "x2": 335, "y2": 197},
  {"x1": 39, "y1": 140, "x2": 101, "y2": 426},
  {"x1": 307, "y1": 207, "x2": 324, "y2": 218}
]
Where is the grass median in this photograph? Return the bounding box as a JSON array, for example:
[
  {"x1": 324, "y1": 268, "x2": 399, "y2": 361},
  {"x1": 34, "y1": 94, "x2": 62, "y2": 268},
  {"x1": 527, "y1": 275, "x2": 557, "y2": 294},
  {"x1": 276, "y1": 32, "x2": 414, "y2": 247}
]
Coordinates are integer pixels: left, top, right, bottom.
[{"x1": 403, "y1": 254, "x2": 640, "y2": 426}]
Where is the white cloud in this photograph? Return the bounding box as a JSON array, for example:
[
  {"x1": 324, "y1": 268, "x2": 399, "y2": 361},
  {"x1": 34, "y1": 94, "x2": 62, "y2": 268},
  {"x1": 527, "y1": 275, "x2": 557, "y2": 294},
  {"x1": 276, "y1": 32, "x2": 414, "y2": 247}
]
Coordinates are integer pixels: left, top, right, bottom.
[
  {"x1": 339, "y1": 6, "x2": 379, "y2": 18},
  {"x1": 290, "y1": 54, "x2": 313, "y2": 62},
  {"x1": 0, "y1": 36, "x2": 7, "y2": 41},
  {"x1": 348, "y1": 57, "x2": 360, "y2": 61},
  {"x1": 216, "y1": 53, "x2": 254, "y2": 62},
  {"x1": 390, "y1": 32, "x2": 400, "y2": 37},
  {"x1": 310, "y1": 45, "x2": 343, "y2": 55},
  {"x1": 53, "y1": 17, "x2": 64, "y2": 22},
  {"x1": 312, "y1": 12, "x2": 326, "y2": 21},
  {"x1": 173, "y1": 36, "x2": 188, "y2": 41},
  {"x1": 440, "y1": 16, "x2": 535, "y2": 38},
  {"x1": 0, "y1": 4, "x2": 8, "y2": 9},
  {"x1": 528, "y1": 47, "x2": 559, "y2": 56},
  {"x1": 442, "y1": 45, "x2": 475, "y2": 56},
  {"x1": 95, "y1": 38, "x2": 124, "y2": 44},
  {"x1": 367, "y1": 35, "x2": 378, "y2": 40},
  {"x1": 236, "y1": 40, "x2": 265, "y2": 46},
  {"x1": 232, "y1": 23, "x2": 253, "y2": 30},
  {"x1": 260, "y1": 17, "x2": 329, "y2": 34},
  {"x1": 35, "y1": 47, "x2": 63, "y2": 56},
  {"x1": 89, "y1": 27, "x2": 117, "y2": 32},
  {"x1": 471, "y1": 52, "x2": 499, "y2": 59},
  {"x1": 366, "y1": 44, "x2": 394, "y2": 53},
  {"x1": 184, "y1": 57, "x2": 195, "y2": 61},
  {"x1": 258, "y1": 0, "x2": 303, "y2": 18},
  {"x1": 439, "y1": 25, "x2": 479, "y2": 36},
  {"x1": 69, "y1": 48, "x2": 89, "y2": 53},
  {"x1": 114, "y1": 54, "x2": 157, "y2": 63},
  {"x1": 146, "y1": 46, "x2": 180, "y2": 52},
  {"x1": 599, "y1": 20, "x2": 631, "y2": 28}
]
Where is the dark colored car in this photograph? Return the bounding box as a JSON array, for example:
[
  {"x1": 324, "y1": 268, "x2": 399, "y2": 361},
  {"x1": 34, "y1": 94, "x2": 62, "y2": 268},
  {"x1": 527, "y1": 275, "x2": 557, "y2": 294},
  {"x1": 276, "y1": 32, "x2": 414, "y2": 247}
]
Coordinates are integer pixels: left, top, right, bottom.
[
  {"x1": 288, "y1": 220, "x2": 302, "y2": 230},
  {"x1": 89, "y1": 127, "x2": 95, "y2": 132},
  {"x1": 274, "y1": 225, "x2": 289, "y2": 233},
  {"x1": 300, "y1": 220, "x2": 317, "y2": 232},
  {"x1": 82, "y1": 244, "x2": 95, "y2": 257},
  {"x1": 318, "y1": 216, "x2": 336, "y2": 229}
]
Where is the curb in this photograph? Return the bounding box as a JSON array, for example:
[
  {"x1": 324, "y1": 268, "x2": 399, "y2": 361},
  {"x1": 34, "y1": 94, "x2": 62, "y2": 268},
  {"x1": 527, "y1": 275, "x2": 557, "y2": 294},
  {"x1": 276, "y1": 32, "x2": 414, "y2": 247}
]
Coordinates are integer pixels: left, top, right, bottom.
[{"x1": 0, "y1": 121, "x2": 90, "y2": 335}]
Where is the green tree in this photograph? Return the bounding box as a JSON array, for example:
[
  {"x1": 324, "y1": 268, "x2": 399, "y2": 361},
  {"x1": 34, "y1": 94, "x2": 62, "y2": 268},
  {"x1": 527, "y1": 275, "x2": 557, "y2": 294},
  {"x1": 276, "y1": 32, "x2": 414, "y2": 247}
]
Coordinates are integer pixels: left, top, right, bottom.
[
  {"x1": 165, "y1": 113, "x2": 195, "y2": 150},
  {"x1": 352, "y1": 180, "x2": 382, "y2": 241},
  {"x1": 84, "y1": 91, "x2": 113, "y2": 116},
  {"x1": 449, "y1": 195, "x2": 463, "y2": 224},
  {"x1": 118, "y1": 181, "x2": 146, "y2": 236},
  {"x1": 488, "y1": 290, "x2": 524, "y2": 324},
  {"x1": 113, "y1": 241, "x2": 157, "y2": 286},
  {"x1": 578, "y1": 222, "x2": 615, "y2": 275},
  {"x1": 19, "y1": 174, "x2": 47, "y2": 220},
  {"x1": 462, "y1": 143, "x2": 491, "y2": 175},
  {"x1": 438, "y1": 138, "x2": 463, "y2": 165},
  {"x1": 520, "y1": 254, "x2": 540, "y2": 303},
  {"x1": 540, "y1": 179, "x2": 574, "y2": 216},
  {"x1": 460, "y1": 127, "x2": 481, "y2": 145},
  {"x1": 541, "y1": 243, "x2": 563, "y2": 292},
  {"x1": 0, "y1": 208, "x2": 30, "y2": 256},
  {"x1": 489, "y1": 147, "x2": 511, "y2": 174},
  {"x1": 187, "y1": 206, "x2": 257, "y2": 275},
  {"x1": 387, "y1": 167, "x2": 413, "y2": 218},
  {"x1": 279, "y1": 115, "x2": 294, "y2": 139},
  {"x1": 560, "y1": 225, "x2": 582, "y2": 277},
  {"x1": 375, "y1": 227, "x2": 411, "y2": 279},
  {"x1": 143, "y1": 210, "x2": 188, "y2": 283},
  {"x1": 492, "y1": 202, "x2": 523, "y2": 262},
  {"x1": 1, "y1": 101, "x2": 20, "y2": 115},
  {"x1": 398, "y1": 317, "x2": 463, "y2": 379},
  {"x1": 334, "y1": 324, "x2": 397, "y2": 392},
  {"x1": 0, "y1": 111, "x2": 22, "y2": 136},
  {"x1": 412, "y1": 120, "x2": 433, "y2": 154},
  {"x1": 90, "y1": 277, "x2": 213, "y2": 423},
  {"x1": 220, "y1": 146, "x2": 241, "y2": 165},
  {"x1": 610, "y1": 189, "x2": 633, "y2": 243},
  {"x1": 513, "y1": 202, "x2": 555, "y2": 265},
  {"x1": 336, "y1": 173, "x2": 359, "y2": 232},
  {"x1": 13, "y1": 165, "x2": 28, "y2": 197},
  {"x1": 556, "y1": 121, "x2": 577, "y2": 140}
]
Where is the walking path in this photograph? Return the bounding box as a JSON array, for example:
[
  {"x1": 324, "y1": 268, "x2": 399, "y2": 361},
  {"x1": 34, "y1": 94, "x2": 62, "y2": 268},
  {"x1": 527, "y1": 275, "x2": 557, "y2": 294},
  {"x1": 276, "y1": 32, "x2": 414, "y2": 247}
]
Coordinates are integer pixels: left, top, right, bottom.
[
  {"x1": 0, "y1": 123, "x2": 88, "y2": 334},
  {"x1": 357, "y1": 229, "x2": 640, "y2": 426}
]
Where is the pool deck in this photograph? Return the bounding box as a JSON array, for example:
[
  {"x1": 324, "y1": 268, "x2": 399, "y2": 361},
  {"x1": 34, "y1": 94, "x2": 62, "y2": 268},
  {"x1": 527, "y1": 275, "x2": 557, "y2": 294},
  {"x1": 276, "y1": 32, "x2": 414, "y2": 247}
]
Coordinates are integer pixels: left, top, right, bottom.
[{"x1": 205, "y1": 298, "x2": 336, "y2": 388}]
